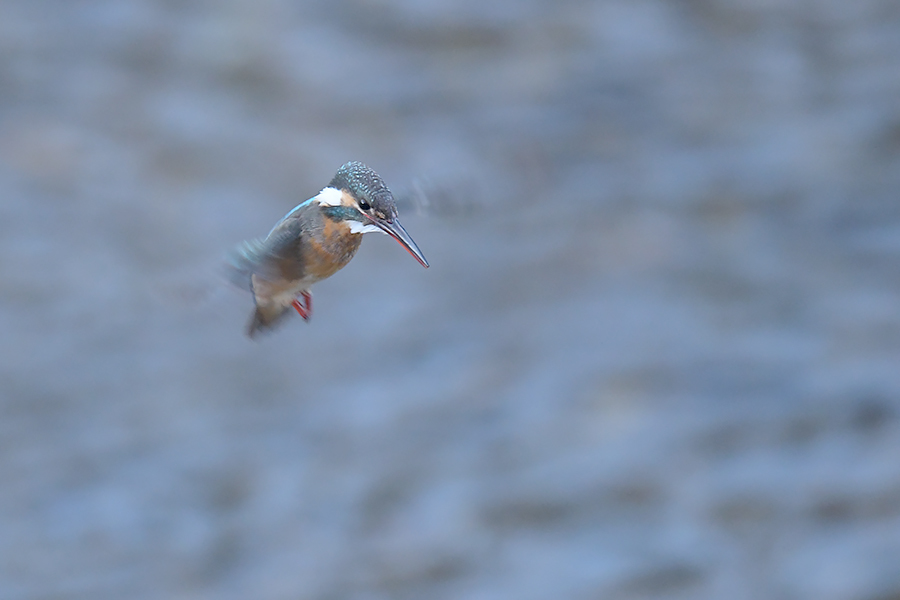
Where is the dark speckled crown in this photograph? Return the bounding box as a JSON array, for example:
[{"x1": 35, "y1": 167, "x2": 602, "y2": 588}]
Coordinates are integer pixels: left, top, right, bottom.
[{"x1": 329, "y1": 161, "x2": 397, "y2": 218}]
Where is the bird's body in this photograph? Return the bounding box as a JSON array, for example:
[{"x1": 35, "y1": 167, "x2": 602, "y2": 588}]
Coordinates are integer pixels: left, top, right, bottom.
[{"x1": 228, "y1": 162, "x2": 429, "y2": 337}]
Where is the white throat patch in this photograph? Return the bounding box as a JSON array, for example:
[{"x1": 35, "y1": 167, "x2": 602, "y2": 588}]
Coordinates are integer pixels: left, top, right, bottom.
[
  {"x1": 348, "y1": 221, "x2": 383, "y2": 235},
  {"x1": 315, "y1": 187, "x2": 343, "y2": 207}
]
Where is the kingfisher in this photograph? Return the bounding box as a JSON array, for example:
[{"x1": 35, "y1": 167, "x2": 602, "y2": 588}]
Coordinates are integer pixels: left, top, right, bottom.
[{"x1": 228, "y1": 161, "x2": 429, "y2": 337}]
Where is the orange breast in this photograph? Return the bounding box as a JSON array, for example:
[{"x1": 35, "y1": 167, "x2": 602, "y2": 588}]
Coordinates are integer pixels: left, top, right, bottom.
[{"x1": 304, "y1": 219, "x2": 362, "y2": 281}]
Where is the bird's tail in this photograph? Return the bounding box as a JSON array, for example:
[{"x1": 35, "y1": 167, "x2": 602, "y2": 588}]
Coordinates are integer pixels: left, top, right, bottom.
[{"x1": 247, "y1": 301, "x2": 291, "y2": 338}]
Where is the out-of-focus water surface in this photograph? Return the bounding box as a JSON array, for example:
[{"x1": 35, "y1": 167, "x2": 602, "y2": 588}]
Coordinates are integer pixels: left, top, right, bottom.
[{"x1": 2, "y1": 1, "x2": 900, "y2": 598}]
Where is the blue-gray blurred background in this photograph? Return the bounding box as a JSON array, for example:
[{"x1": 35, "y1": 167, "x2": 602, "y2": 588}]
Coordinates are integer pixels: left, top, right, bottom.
[{"x1": 2, "y1": 1, "x2": 900, "y2": 598}]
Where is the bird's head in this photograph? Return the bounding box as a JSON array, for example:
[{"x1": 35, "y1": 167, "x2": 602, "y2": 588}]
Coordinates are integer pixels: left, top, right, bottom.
[{"x1": 321, "y1": 161, "x2": 429, "y2": 268}]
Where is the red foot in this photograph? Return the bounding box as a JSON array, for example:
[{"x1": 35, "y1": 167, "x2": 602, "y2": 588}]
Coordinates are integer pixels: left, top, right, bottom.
[{"x1": 291, "y1": 291, "x2": 312, "y2": 322}]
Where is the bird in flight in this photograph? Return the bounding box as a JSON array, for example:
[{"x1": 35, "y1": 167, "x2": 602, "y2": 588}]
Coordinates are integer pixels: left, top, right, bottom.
[{"x1": 228, "y1": 161, "x2": 429, "y2": 337}]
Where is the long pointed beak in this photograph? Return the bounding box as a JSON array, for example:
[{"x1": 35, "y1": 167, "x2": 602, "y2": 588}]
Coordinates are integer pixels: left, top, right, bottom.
[{"x1": 374, "y1": 217, "x2": 429, "y2": 268}]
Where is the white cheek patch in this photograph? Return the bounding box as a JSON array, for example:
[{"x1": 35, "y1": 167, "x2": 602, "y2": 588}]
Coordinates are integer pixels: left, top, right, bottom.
[
  {"x1": 315, "y1": 187, "x2": 343, "y2": 207},
  {"x1": 348, "y1": 221, "x2": 383, "y2": 235}
]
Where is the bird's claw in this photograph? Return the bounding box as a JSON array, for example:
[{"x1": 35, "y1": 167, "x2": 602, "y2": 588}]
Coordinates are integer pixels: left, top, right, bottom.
[{"x1": 291, "y1": 292, "x2": 312, "y2": 322}]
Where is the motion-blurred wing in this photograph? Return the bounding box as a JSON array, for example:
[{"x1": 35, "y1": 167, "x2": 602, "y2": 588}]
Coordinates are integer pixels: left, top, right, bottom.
[{"x1": 225, "y1": 219, "x2": 306, "y2": 289}]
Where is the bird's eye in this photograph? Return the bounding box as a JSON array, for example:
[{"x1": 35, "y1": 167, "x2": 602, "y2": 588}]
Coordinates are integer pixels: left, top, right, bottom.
[{"x1": 358, "y1": 199, "x2": 370, "y2": 211}]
